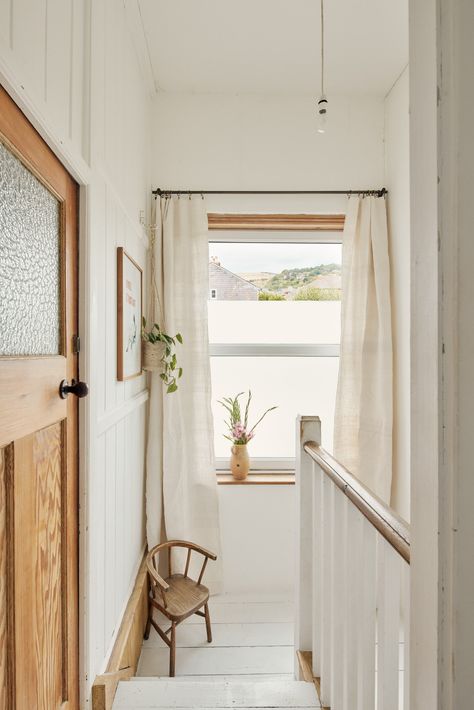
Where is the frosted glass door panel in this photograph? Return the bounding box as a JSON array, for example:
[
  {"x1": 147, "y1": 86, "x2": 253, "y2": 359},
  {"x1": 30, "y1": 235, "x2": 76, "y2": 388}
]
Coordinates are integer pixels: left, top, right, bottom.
[{"x1": 0, "y1": 141, "x2": 61, "y2": 355}]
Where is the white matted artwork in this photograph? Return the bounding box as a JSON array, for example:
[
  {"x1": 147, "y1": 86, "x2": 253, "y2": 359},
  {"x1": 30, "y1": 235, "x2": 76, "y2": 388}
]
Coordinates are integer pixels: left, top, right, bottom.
[{"x1": 117, "y1": 247, "x2": 142, "y2": 380}]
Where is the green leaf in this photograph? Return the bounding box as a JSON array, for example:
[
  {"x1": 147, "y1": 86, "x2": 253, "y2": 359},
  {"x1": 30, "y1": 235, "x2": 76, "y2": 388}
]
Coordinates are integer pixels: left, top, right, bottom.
[
  {"x1": 160, "y1": 373, "x2": 166, "y2": 381},
  {"x1": 142, "y1": 316, "x2": 146, "y2": 328},
  {"x1": 178, "y1": 368, "x2": 183, "y2": 378},
  {"x1": 167, "y1": 382, "x2": 178, "y2": 394},
  {"x1": 176, "y1": 333, "x2": 183, "y2": 344}
]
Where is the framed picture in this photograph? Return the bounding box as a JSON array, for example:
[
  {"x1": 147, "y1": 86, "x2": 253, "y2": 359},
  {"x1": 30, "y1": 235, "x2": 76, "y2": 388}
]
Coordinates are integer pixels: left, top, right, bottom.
[{"x1": 117, "y1": 247, "x2": 142, "y2": 380}]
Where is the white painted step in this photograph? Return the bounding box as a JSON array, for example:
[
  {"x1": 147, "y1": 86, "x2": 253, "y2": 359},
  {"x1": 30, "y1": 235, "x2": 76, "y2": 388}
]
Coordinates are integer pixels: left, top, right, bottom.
[
  {"x1": 137, "y1": 645, "x2": 294, "y2": 677},
  {"x1": 134, "y1": 674, "x2": 295, "y2": 683},
  {"x1": 113, "y1": 679, "x2": 320, "y2": 709},
  {"x1": 143, "y1": 622, "x2": 294, "y2": 648}
]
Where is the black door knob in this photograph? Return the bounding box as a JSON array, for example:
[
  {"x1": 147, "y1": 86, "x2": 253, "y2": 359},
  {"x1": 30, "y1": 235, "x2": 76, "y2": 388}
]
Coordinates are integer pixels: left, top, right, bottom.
[{"x1": 59, "y1": 379, "x2": 89, "y2": 399}]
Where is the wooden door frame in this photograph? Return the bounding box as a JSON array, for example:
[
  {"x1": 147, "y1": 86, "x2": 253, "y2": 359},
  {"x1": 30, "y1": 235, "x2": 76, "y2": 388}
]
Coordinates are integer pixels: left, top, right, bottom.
[{"x1": 0, "y1": 78, "x2": 93, "y2": 708}]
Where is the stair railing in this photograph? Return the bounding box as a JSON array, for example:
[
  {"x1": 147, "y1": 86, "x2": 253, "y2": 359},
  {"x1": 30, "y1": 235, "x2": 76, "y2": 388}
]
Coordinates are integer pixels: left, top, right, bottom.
[{"x1": 295, "y1": 416, "x2": 410, "y2": 710}]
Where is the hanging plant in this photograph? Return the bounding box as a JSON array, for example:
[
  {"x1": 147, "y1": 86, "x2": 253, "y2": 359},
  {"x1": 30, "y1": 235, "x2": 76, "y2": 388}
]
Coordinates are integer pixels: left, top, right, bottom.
[{"x1": 141, "y1": 317, "x2": 183, "y2": 393}]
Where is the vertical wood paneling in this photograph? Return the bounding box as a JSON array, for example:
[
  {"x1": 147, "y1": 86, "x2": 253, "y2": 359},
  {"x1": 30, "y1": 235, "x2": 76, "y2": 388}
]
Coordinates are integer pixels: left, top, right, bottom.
[
  {"x1": 11, "y1": 0, "x2": 47, "y2": 100},
  {"x1": 90, "y1": 434, "x2": 106, "y2": 679},
  {"x1": 104, "y1": 427, "x2": 117, "y2": 645},
  {"x1": 105, "y1": 189, "x2": 117, "y2": 413},
  {"x1": 45, "y1": 0, "x2": 73, "y2": 138},
  {"x1": 115, "y1": 419, "x2": 126, "y2": 609},
  {"x1": 69, "y1": 0, "x2": 86, "y2": 151}
]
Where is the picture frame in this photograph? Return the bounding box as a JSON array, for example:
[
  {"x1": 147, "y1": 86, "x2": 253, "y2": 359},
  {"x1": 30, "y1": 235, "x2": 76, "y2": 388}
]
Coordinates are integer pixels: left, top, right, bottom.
[{"x1": 117, "y1": 247, "x2": 142, "y2": 380}]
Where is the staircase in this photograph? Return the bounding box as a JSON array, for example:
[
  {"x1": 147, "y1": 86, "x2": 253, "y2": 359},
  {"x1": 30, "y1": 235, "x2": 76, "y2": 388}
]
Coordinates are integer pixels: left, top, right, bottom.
[
  {"x1": 111, "y1": 593, "x2": 319, "y2": 709},
  {"x1": 114, "y1": 677, "x2": 319, "y2": 708}
]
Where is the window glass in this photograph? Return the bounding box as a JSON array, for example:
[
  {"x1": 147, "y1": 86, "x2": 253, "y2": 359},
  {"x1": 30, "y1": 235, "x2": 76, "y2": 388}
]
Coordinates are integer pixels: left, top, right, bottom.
[
  {"x1": 211, "y1": 356, "x2": 339, "y2": 459},
  {"x1": 208, "y1": 241, "x2": 341, "y2": 465}
]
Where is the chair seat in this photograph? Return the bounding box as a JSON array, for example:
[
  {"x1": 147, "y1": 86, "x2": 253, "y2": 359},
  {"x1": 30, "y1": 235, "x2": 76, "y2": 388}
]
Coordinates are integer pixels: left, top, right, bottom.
[{"x1": 155, "y1": 574, "x2": 209, "y2": 622}]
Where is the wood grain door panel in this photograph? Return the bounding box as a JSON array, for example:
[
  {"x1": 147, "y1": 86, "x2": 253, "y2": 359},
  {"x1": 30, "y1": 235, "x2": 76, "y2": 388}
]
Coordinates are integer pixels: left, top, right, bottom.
[{"x1": 0, "y1": 87, "x2": 79, "y2": 710}]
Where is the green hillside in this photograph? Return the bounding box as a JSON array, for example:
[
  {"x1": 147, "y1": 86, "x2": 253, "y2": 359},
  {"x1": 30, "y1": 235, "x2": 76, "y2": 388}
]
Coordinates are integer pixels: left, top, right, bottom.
[{"x1": 257, "y1": 263, "x2": 341, "y2": 292}]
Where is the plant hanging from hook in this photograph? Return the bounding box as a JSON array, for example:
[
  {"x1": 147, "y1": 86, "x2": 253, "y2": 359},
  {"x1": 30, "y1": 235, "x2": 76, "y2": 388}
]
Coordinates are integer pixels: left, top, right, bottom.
[
  {"x1": 141, "y1": 318, "x2": 183, "y2": 393},
  {"x1": 142, "y1": 200, "x2": 184, "y2": 394}
]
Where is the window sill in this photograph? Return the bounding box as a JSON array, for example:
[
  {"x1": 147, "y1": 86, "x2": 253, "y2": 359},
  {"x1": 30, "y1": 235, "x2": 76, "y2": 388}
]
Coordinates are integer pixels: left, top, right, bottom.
[{"x1": 216, "y1": 472, "x2": 295, "y2": 485}]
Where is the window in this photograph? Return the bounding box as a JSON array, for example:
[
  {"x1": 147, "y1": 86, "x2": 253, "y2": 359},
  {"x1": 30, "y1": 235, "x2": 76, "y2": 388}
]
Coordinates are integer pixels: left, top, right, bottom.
[{"x1": 208, "y1": 237, "x2": 341, "y2": 472}]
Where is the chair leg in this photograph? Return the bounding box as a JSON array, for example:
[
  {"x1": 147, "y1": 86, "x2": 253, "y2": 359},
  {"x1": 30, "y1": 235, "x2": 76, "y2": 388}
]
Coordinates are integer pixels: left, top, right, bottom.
[
  {"x1": 204, "y1": 602, "x2": 212, "y2": 643},
  {"x1": 169, "y1": 622, "x2": 176, "y2": 677},
  {"x1": 144, "y1": 596, "x2": 152, "y2": 640}
]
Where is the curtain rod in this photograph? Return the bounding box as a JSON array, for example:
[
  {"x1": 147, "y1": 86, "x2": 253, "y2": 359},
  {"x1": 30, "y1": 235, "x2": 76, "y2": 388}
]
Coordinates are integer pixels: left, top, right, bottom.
[{"x1": 152, "y1": 187, "x2": 388, "y2": 198}]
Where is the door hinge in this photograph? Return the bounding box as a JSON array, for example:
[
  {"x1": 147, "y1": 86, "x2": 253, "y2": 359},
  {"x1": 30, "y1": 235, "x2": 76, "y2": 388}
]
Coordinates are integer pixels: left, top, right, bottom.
[{"x1": 72, "y1": 334, "x2": 81, "y2": 354}]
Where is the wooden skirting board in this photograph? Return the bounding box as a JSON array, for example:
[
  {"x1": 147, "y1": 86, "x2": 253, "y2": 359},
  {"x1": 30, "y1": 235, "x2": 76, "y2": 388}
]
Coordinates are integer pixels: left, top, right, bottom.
[
  {"x1": 92, "y1": 553, "x2": 149, "y2": 710},
  {"x1": 297, "y1": 650, "x2": 330, "y2": 710}
]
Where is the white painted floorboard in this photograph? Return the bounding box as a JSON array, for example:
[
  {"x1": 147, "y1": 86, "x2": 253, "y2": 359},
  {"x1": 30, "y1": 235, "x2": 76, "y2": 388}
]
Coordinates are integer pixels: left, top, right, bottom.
[
  {"x1": 137, "y1": 598, "x2": 295, "y2": 678},
  {"x1": 113, "y1": 680, "x2": 319, "y2": 708},
  {"x1": 115, "y1": 597, "x2": 321, "y2": 709},
  {"x1": 143, "y1": 622, "x2": 294, "y2": 648},
  {"x1": 138, "y1": 645, "x2": 294, "y2": 677}
]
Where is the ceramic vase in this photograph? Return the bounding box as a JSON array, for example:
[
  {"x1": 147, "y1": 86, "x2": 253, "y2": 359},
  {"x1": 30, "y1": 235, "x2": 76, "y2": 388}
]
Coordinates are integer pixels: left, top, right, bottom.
[{"x1": 230, "y1": 444, "x2": 250, "y2": 481}]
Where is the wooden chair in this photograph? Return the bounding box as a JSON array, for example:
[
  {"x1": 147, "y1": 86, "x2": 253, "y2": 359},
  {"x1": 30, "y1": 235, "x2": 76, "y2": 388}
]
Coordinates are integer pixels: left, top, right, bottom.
[{"x1": 144, "y1": 540, "x2": 217, "y2": 676}]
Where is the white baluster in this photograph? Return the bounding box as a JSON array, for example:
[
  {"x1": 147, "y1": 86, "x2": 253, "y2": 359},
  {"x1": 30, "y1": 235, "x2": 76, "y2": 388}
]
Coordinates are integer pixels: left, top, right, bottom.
[
  {"x1": 312, "y1": 462, "x2": 323, "y2": 678},
  {"x1": 295, "y1": 415, "x2": 321, "y2": 676},
  {"x1": 343, "y1": 503, "x2": 361, "y2": 709},
  {"x1": 358, "y1": 518, "x2": 376, "y2": 709},
  {"x1": 330, "y1": 487, "x2": 347, "y2": 709},
  {"x1": 376, "y1": 539, "x2": 401, "y2": 710},
  {"x1": 402, "y1": 560, "x2": 410, "y2": 710},
  {"x1": 320, "y1": 473, "x2": 332, "y2": 706}
]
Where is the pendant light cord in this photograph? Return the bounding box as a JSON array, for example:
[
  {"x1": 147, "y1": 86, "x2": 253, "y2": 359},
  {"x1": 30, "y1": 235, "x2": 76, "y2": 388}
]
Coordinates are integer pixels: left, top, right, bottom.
[{"x1": 320, "y1": 0, "x2": 325, "y2": 96}]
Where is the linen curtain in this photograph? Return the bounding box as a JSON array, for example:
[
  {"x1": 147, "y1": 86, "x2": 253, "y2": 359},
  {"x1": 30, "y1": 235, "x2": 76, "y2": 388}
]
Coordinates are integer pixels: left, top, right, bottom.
[
  {"x1": 146, "y1": 196, "x2": 222, "y2": 588},
  {"x1": 333, "y1": 196, "x2": 393, "y2": 502}
]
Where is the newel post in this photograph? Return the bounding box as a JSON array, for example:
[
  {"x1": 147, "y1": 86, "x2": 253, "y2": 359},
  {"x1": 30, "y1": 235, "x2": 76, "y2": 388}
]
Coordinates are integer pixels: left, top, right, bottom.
[{"x1": 295, "y1": 415, "x2": 321, "y2": 677}]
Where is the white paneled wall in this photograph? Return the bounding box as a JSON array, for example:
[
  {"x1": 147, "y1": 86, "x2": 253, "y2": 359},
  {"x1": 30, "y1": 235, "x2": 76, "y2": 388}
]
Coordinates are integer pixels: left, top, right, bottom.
[{"x1": 0, "y1": 0, "x2": 151, "y2": 703}]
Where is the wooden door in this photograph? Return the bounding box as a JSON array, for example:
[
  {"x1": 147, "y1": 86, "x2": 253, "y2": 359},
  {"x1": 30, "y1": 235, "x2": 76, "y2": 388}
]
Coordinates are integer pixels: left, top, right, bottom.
[{"x1": 0, "y1": 87, "x2": 80, "y2": 709}]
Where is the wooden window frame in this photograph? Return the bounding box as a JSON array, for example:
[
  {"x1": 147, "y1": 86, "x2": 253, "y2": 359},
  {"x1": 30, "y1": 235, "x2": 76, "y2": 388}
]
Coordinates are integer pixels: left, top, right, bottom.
[
  {"x1": 208, "y1": 213, "x2": 345, "y2": 231},
  {"x1": 208, "y1": 215, "x2": 342, "y2": 476}
]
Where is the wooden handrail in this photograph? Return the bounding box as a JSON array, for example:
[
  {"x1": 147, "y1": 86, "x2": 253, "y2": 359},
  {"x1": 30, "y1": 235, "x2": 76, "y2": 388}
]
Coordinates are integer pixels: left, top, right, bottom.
[{"x1": 303, "y1": 441, "x2": 410, "y2": 564}]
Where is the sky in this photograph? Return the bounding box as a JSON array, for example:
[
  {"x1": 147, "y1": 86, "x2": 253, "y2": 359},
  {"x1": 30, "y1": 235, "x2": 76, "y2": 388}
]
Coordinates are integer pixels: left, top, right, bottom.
[{"x1": 209, "y1": 242, "x2": 342, "y2": 274}]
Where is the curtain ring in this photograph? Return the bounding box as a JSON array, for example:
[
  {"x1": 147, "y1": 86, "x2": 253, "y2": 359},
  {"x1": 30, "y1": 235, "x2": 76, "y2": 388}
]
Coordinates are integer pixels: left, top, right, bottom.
[
  {"x1": 188, "y1": 191, "x2": 192, "y2": 200},
  {"x1": 201, "y1": 193, "x2": 204, "y2": 200}
]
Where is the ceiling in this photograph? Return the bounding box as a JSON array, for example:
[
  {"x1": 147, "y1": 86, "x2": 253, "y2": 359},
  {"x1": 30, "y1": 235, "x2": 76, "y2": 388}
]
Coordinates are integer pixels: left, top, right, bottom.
[{"x1": 137, "y1": 0, "x2": 408, "y2": 96}]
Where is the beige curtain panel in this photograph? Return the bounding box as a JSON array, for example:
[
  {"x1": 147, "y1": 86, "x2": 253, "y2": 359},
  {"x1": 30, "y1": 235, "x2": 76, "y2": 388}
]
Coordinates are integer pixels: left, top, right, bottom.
[
  {"x1": 334, "y1": 196, "x2": 393, "y2": 503},
  {"x1": 146, "y1": 196, "x2": 222, "y2": 589}
]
